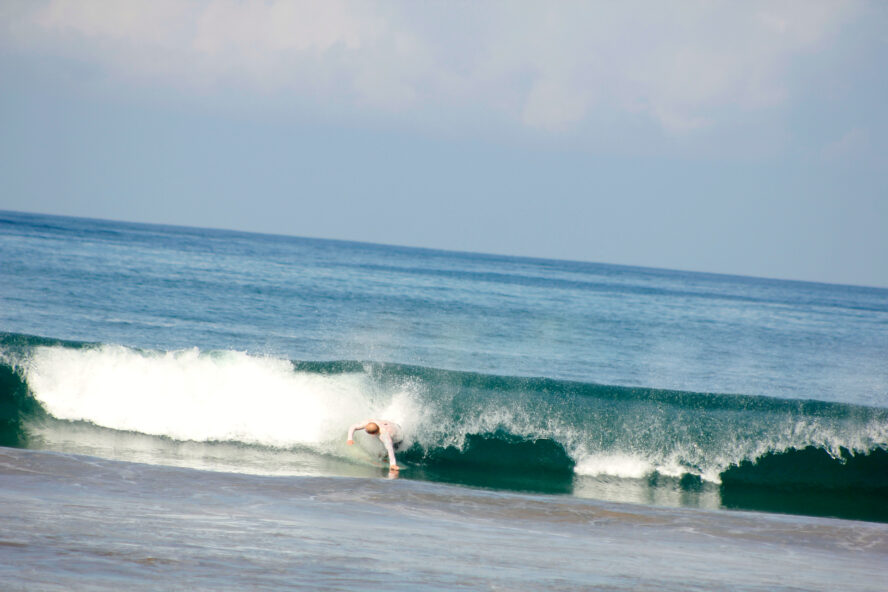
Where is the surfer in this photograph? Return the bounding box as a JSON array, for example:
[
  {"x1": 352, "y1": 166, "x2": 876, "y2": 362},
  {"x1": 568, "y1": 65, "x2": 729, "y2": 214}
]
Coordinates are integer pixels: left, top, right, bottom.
[{"x1": 347, "y1": 419, "x2": 404, "y2": 471}]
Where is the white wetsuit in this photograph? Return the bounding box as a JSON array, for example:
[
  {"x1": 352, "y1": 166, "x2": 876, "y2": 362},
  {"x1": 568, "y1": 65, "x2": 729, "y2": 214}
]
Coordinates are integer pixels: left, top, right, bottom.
[{"x1": 347, "y1": 419, "x2": 404, "y2": 468}]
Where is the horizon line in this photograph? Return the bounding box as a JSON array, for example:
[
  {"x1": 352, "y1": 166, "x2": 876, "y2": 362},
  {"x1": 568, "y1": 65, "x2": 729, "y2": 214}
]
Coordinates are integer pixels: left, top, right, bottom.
[{"x1": 3, "y1": 207, "x2": 885, "y2": 291}]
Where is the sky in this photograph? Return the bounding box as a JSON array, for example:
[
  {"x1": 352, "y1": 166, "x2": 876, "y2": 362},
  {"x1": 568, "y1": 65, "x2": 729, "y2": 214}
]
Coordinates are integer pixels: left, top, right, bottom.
[{"x1": 1, "y1": 1, "x2": 886, "y2": 287}]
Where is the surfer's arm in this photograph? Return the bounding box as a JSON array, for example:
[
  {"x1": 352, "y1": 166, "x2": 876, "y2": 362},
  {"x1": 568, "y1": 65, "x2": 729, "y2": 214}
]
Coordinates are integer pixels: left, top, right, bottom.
[
  {"x1": 346, "y1": 421, "x2": 368, "y2": 444},
  {"x1": 380, "y1": 433, "x2": 399, "y2": 469}
]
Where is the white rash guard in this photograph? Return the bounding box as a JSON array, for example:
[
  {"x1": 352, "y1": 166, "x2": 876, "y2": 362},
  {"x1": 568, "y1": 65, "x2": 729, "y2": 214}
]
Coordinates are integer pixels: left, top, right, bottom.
[{"x1": 347, "y1": 419, "x2": 404, "y2": 468}]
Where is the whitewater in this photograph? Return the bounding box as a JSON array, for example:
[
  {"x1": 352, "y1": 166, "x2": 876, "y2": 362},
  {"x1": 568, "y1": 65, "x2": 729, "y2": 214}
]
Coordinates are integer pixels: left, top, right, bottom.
[{"x1": 1, "y1": 210, "x2": 887, "y2": 590}]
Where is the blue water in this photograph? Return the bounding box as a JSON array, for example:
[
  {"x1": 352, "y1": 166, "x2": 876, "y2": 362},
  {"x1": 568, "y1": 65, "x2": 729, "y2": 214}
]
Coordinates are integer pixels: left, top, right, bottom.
[
  {"x1": 4, "y1": 210, "x2": 886, "y2": 404},
  {"x1": 1, "y1": 210, "x2": 887, "y2": 590}
]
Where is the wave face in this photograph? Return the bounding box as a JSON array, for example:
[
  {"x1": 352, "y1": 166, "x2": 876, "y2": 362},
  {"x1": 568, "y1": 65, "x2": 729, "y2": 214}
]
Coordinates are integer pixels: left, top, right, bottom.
[{"x1": 3, "y1": 333, "x2": 886, "y2": 521}]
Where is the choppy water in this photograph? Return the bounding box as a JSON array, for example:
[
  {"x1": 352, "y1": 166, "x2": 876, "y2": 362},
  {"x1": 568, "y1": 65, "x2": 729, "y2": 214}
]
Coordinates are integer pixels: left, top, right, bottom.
[{"x1": 1, "y1": 210, "x2": 887, "y2": 589}]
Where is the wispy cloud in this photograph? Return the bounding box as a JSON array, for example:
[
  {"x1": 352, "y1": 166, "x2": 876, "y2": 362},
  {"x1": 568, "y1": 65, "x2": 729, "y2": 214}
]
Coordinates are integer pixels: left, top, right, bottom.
[{"x1": 4, "y1": 0, "x2": 859, "y2": 135}]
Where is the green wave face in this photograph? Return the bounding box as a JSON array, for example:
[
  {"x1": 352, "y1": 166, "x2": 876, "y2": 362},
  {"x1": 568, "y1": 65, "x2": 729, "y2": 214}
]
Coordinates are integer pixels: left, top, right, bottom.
[
  {"x1": 0, "y1": 363, "x2": 34, "y2": 447},
  {"x1": 2, "y1": 332, "x2": 887, "y2": 522}
]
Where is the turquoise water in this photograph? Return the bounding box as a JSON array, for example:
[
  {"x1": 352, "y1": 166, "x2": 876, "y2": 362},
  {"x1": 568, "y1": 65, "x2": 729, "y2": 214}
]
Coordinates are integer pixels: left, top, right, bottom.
[{"x1": 1, "y1": 210, "x2": 887, "y2": 589}]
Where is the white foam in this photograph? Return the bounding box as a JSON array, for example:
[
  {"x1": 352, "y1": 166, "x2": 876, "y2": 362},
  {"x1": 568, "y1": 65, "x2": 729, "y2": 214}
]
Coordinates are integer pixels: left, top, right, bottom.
[
  {"x1": 23, "y1": 345, "x2": 416, "y2": 451},
  {"x1": 574, "y1": 453, "x2": 653, "y2": 479}
]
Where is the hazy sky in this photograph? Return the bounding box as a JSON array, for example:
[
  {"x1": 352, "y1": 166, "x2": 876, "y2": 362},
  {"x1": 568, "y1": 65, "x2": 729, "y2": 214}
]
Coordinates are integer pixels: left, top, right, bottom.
[{"x1": 1, "y1": 1, "x2": 886, "y2": 287}]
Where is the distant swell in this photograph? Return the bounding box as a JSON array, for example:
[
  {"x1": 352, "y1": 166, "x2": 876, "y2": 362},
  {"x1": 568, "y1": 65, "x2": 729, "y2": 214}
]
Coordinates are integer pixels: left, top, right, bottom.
[{"x1": 2, "y1": 332, "x2": 887, "y2": 515}]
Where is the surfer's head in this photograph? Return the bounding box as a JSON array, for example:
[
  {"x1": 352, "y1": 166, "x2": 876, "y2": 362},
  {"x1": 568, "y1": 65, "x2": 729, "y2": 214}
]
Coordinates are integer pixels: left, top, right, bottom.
[{"x1": 365, "y1": 422, "x2": 380, "y2": 435}]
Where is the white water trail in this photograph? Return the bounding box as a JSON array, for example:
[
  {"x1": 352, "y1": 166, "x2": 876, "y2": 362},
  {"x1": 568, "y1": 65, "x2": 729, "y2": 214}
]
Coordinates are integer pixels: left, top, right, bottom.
[{"x1": 23, "y1": 345, "x2": 422, "y2": 453}]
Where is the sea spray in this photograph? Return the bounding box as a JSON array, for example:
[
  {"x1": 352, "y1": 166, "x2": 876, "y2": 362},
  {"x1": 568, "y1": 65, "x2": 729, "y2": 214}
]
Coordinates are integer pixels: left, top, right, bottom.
[{"x1": 22, "y1": 344, "x2": 374, "y2": 449}]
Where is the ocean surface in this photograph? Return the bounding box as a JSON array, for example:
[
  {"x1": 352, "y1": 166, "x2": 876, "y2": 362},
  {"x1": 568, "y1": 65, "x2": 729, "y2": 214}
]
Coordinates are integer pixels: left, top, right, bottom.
[{"x1": 1, "y1": 209, "x2": 886, "y2": 590}]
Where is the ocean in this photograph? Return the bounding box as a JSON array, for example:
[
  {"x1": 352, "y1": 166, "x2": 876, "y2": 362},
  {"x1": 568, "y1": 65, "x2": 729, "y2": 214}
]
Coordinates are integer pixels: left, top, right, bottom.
[{"x1": 1, "y1": 209, "x2": 886, "y2": 590}]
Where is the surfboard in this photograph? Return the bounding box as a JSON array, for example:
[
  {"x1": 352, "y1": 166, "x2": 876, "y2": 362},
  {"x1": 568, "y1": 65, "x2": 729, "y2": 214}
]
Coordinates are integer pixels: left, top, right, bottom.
[{"x1": 350, "y1": 433, "x2": 403, "y2": 470}]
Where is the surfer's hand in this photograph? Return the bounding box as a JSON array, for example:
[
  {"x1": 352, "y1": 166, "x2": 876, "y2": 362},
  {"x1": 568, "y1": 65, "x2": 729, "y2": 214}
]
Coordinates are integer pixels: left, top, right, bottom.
[
  {"x1": 346, "y1": 440, "x2": 354, "y2": 445},
  {"x1": 389, "y1": 465, "x2": 400, "y2": 471}
]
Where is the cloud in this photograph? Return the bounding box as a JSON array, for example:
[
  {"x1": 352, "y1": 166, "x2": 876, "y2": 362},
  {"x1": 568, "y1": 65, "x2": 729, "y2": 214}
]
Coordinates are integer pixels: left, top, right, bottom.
[
  {"x1": 4, "y1": 0, "x2": 861, "y2": 136},
  {"x1": 521, "y1": 77, "x2": 590, "y2": 131}
]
